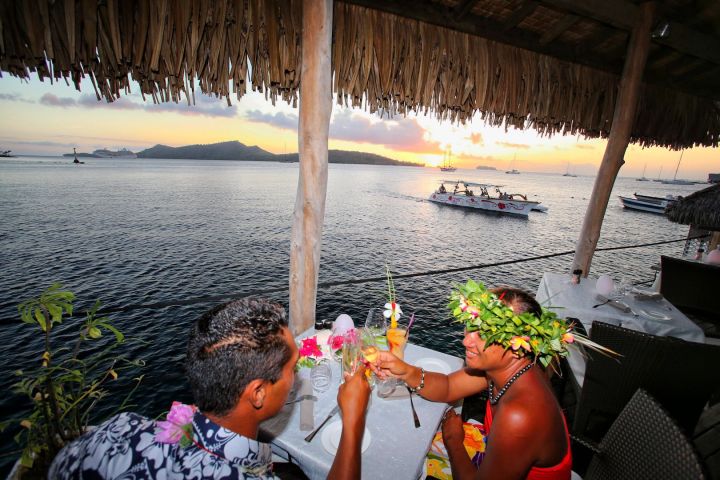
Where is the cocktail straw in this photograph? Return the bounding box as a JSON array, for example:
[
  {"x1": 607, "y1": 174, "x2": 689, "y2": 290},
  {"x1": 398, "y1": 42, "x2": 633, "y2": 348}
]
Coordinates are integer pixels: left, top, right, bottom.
[{"x1": 405, "y1": 313, "x2": 415, "y2": 338}]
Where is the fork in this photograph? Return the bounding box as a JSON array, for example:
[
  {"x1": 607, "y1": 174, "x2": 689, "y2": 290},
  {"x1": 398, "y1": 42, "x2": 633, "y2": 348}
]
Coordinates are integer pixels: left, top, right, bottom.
[{"x1": 406, "y1": 387, "x2": 421, "y2": 428}]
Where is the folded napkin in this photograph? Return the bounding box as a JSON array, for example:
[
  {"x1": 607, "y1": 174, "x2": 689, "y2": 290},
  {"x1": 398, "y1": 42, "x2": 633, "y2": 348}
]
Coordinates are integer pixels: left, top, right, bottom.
[{"x1": 299, "y1": 378, "x2": 314, "y2": 431}]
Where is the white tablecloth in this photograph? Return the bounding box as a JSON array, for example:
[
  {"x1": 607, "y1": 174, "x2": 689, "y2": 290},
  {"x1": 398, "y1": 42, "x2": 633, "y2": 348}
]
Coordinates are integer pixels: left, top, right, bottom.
[
  {"x1": 535, "y1": 272, "x2": 705, "y2": 386},
  {"x1": 260, "y1": 332, "x2": 463, "y2": 480}
]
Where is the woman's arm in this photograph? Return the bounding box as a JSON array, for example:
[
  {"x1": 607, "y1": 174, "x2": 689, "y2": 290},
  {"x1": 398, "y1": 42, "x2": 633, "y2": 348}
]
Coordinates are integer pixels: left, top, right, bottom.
[{"x1": 374, "y1": 351, "x2": 488, "y2": 403}]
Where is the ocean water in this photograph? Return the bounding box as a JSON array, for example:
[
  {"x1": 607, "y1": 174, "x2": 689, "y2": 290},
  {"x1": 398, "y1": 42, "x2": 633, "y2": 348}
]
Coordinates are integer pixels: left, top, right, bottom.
[{"x1": 0, "y1": 157, "x2": 704, "y2": 471}]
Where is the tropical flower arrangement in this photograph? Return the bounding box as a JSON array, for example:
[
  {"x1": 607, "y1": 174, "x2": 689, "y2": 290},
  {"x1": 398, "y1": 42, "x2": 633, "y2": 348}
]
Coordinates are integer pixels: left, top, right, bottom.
[
  {"x1": 449, "y1": 279, "x2": 615, "y2": 368},
  {"x1": 384, "y1": 265, "x2": 402, "y2": 329},
  {"x1": 296, "y1": 328, "x2": 352, "y2": 369}
]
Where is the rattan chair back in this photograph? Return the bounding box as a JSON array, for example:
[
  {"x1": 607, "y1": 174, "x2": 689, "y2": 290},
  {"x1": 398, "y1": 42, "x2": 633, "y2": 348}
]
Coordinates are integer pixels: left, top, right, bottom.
[{"x1": 585, "y1": 389, "x2": 705, "y2": 479}]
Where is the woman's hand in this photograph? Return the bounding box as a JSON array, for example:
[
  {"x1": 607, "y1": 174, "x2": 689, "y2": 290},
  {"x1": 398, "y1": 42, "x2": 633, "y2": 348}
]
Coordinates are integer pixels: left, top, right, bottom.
[
  {"x1": 371, "y1": 350, "x2": 412, "y2": 380},
  {"x1": 441, "y1": 408, "x2": 464, "y2": 447}
]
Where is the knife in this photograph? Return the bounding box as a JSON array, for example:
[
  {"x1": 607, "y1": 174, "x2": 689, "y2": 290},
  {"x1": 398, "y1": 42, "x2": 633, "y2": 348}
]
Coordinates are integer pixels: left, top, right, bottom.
[
  {"x1": 304, "y1": 405, "x2": 340, "y2": 442},
  {"x1": 595, "y1": 295, "x2": 631, "y2": 313}
]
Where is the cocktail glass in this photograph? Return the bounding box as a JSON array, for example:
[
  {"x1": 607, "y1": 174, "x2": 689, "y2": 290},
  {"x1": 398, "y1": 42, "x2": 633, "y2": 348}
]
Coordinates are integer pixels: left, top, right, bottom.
[
  {"x1": 360, "y1": 328, "x2": 379, "y2": 388},
  {"x1": 365, "y1": 308, "x2": 388, "y2": 350},
  {"x1": 341, "y1": 329, "x2": 361, "y2": 380},
  {"x1": 386, "y1": 324, "x2": 408, "y2": 360}
]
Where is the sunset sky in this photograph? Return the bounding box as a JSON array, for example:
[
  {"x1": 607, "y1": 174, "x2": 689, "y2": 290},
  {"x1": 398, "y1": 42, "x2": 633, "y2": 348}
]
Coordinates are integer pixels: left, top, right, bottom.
[{"x1": 0, "y1": 74, "x2": 717, "y2": 180}]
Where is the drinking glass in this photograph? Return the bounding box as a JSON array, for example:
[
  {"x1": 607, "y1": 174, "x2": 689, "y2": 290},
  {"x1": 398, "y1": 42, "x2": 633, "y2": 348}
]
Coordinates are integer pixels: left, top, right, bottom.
[
  {"x1": 360, "y1": 328, "x2": 379, "y2": 388},
  {"x1": 310, "y1": 361, "x2": 332, "y2": 393},
  {"x1": 341, "y1": 329, "x2": 361, "y2": 379},
  {"x1": 365, "y1": 308, "x2": 388, "y2": 350},
  {"x1": 386, "y1": 321, "x2": 408, "y2": 360}
]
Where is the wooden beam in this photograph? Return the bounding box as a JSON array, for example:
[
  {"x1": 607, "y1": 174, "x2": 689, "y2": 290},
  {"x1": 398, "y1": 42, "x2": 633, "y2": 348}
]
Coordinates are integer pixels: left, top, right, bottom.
[
  {"x1": 572, "y1": 2, "x2": 655, "y2": 276},
  {"x1": 452, "y1": 0, "x2": 478, "y2": 20},
  {"x1": 539, "y1": 0, "x2": 720, "y2": 64},
  {"x1": 539, "y1": 13, "x2": 579, "y2": 45},
  {"x1": 289, "y1": 0, "x2": 333, "y2": 335},
  {"x1": 502, "y1": 0, "x2": 538, "y2": 31}
]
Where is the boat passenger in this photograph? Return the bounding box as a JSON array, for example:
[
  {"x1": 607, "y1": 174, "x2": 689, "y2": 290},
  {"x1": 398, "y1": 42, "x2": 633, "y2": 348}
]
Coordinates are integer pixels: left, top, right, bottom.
[
  {"x1": 50, "y1": 298, "x2": 371, "y2": 480},
  {"x1": 466, "y1": 189, "x2": 474, "y2": 197},
  {"x1": 439, "y1": 184, "x2": 447, "y2": 194},
  {"x1": 372, "y1": 284, "x2": 578, "y2": 480}
]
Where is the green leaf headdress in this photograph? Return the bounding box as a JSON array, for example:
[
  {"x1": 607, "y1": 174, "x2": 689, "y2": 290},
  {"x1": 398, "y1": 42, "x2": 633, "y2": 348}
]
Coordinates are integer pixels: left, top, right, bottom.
[{"x1": 449, "y1": 280, "x2": 616, "y2": 368}]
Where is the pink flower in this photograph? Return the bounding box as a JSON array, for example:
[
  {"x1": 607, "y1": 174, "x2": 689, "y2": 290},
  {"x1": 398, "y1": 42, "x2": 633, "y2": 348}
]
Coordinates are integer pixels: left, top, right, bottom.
[
  {"x1": 509, "y1": 336, "x2": 531, "y2": 352},
  {"x1": 329, "y1": 334, "x2": 344, "y2": 350},
  {"x1": 562, "y1": 332, "x2": 575, "y2": 344},
  {"x1": 299, "y1": 337, "x2": 323, "y2": 358},
  {"x1": 465, "y1": 305, "x2": 480, "y2": 318},
  {"x1": 156, "y1": 402, "x2": 197, "y2": 444}
]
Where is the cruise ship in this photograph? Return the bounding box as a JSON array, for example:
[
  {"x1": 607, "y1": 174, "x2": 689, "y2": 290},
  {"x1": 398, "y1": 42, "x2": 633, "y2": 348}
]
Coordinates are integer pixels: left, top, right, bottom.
[{"x1": 93, "y1": 148, "x2": 137, "y2": 158}]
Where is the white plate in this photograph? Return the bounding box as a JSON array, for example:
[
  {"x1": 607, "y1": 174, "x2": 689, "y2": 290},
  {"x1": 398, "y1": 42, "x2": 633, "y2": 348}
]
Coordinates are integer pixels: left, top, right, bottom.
[
  {"x1": 415, "y1": 357, "x2": 452, "y2": 375},
  {"x1": 321, "y1": 421, "x2": 371, "y2": 455},
  {"x1": 639, "y1": 308, "x2": 672, "y2": 321}
]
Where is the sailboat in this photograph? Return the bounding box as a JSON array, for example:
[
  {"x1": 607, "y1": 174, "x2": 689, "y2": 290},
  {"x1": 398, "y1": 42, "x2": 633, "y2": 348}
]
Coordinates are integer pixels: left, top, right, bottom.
[
  {"x1": 440, "y1": 148, "x2": 456, "y2": 172},
  {"x1": 505, "y1": 155, "x2": 520, "y2": 174},
  {"x1": 636, "y1": 163, "x2": 649, "y2": 181},
  {"x1": 562, "y1": 161, "x2": 577, "y2": 177},
  {"x1": 661, "y1": 151, "x2": 694, "y2": 185},
  {"x1": 652, "y1": 165, "x2": 663, "y2": 182}
]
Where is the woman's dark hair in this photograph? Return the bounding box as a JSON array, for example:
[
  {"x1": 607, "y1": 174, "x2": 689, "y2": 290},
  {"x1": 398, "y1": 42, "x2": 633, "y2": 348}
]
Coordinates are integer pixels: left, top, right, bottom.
[
  {"x1": 186, "y1": 297, "x2": 291, "y2": 417},
  {"x1": 490, "y1": 286, "x2": 543, "y2": 319}
]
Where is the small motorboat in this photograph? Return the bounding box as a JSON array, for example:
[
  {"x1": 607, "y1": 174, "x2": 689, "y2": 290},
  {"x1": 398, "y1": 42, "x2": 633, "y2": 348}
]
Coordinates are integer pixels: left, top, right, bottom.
[
  {"x1": 618, "y1": 193, "x2": 678, "y2": 214},
  {"x1": 429, "y1": 180, "x2": 544, "y2": 217}
]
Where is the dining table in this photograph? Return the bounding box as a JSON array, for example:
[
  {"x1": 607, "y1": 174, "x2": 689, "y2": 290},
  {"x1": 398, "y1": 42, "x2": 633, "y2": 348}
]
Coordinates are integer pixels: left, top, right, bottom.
[
  {"x1": 535, "y1": 272, "x2": 706, "y2": 386},
  {"x1": 260, "y1": 328, "x2": 463, "y2": 480}
]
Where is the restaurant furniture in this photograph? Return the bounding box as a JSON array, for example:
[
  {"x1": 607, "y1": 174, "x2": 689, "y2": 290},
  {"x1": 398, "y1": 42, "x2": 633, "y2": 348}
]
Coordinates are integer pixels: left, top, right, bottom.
[
  {"x1": 579, "y1": 389, "x2": 706, "y2": 480},
  {"x1": 660, "y1": 255, "x2": 720, "y2": 337},
  {"x1": 574, "y1": 321, "x2": 720, "y2": 444},
  {"x1": 260, "y1": 334, "x2": 463, "y2": 480},
  {"x1": 535, "y1": 272, "x2": 705, "y2": 387}
]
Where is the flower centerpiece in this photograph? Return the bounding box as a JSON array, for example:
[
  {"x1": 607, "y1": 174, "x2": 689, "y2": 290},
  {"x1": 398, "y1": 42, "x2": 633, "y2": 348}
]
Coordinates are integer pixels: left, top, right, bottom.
[
  {"x1": 449, "y1": 280, "x2": 616, "y2": 368},
  {"x1": 383, "y1": 265, "x2": 402, "y2": 329},
  {"x1": 297, "y1": 336, "x2": 325, "y2": 369}
]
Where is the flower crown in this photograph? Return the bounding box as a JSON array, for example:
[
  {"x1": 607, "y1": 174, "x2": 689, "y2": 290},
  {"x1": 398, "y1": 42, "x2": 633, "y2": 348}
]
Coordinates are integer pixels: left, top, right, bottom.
[{"x1": 449, "y1": 280, "x2": 612, "y2": 368}]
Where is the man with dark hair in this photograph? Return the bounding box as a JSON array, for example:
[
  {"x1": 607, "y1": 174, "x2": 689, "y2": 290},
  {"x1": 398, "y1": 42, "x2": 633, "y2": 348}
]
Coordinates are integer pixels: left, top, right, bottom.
[{"x1": 50, "y1": 297, "x2": 370, "y2": 479}]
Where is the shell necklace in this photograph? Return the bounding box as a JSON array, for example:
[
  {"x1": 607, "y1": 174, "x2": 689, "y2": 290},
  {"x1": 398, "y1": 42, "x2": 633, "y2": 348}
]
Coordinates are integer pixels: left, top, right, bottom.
[{"x1": 487, "y1": 363, "x2": 533, "y2": 405}]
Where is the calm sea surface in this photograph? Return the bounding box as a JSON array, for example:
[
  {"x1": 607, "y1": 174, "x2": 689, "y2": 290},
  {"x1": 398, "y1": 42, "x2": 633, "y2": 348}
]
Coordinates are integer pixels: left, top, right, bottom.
[{"x1": 0, "y1": 157, "x2": 705, "y2": 470}]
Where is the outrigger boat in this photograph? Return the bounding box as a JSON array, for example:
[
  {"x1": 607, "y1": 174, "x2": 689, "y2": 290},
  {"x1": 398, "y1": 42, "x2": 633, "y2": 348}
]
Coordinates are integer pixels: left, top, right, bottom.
[
  {"x1": 618, "y1": 193, "x2": 678, "y2": 214},
  {"x1": 429, "y1": 180, "x2": 544, "y2": 216}
]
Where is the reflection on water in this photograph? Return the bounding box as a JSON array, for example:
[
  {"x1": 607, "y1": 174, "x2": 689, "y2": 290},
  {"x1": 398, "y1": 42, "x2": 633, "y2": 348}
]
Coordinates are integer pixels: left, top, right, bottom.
[{"x1": 0, "y1": 157, "x2": 701, "y2": 473}]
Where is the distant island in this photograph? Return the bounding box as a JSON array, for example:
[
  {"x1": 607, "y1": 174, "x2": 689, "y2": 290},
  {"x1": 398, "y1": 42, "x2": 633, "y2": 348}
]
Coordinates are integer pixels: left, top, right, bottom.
[
  {"x1": 475, "y1": 165, "x2": 497, "y2": 170},
  {"x1": 65, "y1": 141, "x2": 422, "y2": 167}
]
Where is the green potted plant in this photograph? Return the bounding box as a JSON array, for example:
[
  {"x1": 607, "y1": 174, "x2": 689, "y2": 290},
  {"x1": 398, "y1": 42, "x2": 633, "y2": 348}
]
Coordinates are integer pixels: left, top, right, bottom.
[{"x1": 1, "y1": 284, "x2": 143, "y2": 479}]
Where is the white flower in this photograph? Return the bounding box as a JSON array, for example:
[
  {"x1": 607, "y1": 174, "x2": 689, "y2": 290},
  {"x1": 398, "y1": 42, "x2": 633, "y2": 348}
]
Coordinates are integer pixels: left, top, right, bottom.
[{"x1": 383, "y1": 302, "x2": 402, "y2": 319}]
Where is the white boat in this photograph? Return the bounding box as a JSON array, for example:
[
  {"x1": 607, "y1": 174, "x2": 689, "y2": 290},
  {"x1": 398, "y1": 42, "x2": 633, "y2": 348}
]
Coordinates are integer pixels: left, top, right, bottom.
[
  {"x1": 505, "y1": 168, "x2": 520, "y2": 174},
  {"x1": 637, "y1": 163, "x2": 649, "y2": 181},
  {"x1": 505, "y1": 155, "x2": 520, "y2": 174},
  {"x1": 429, "y1": 180, "x2": 542, "y2": 217},
  {"x1": 93, "y1": 148, "x2": 137, "y2": 158},
  {"x1": 618, "y1": 193, "x2": 678, "y2": 214}
]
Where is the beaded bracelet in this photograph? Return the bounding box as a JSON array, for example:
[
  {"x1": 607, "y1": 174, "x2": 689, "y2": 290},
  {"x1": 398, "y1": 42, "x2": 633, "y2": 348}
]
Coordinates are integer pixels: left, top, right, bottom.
[{"x1": 407, "y1": 367, "x2": 425, "y2": 394}]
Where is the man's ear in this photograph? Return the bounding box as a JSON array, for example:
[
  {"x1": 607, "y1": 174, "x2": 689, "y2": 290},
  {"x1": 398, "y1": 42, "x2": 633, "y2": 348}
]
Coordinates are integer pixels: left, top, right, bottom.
[{"x1": 244, "y1": 379, "x2": 267, "y2": 410}]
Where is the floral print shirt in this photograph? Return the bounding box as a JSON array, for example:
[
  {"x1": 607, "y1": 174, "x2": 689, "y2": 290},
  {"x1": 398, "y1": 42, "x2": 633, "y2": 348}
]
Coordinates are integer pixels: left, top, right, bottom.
[{"x1": 49, "y1": 411, "x2": 279, "y2": 479}]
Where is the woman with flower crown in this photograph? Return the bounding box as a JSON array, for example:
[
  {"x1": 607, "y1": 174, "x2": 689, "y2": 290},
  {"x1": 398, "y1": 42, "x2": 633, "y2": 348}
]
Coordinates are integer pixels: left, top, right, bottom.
[{"x1": 372, "y1": 280, "x2": 588, "y2": 480}]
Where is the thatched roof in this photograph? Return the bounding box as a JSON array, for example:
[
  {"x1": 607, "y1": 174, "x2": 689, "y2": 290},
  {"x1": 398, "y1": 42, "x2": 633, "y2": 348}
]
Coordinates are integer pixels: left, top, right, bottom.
[
  {"x1": 665, "y1": 183, "x2": 720, "y2": 230},
  {"x1": 1, "y1": 0, "x2": 719, "y2": 149}
]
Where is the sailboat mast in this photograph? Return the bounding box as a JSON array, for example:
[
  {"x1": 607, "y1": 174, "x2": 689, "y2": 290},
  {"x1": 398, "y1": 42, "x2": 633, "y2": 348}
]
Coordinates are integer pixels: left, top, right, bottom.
[{"x1": 673, "y1": 151, "x2": 684, "y2": 180}]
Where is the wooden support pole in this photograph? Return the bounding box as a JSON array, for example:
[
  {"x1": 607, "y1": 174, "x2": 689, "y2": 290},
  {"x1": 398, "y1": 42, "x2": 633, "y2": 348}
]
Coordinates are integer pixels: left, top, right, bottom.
[
  {"x1": 289, "y1": 0, "x2": 333, "y2": 335},
  {"x1": 572, "y1": 2, "x2": 655, "y2": 277}
]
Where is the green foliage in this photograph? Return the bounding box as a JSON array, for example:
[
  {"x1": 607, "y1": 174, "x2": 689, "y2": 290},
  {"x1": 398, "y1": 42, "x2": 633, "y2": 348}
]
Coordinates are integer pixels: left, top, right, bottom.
[{"x1": 11, "y1": 284, "x2": 143, "y2": 477}]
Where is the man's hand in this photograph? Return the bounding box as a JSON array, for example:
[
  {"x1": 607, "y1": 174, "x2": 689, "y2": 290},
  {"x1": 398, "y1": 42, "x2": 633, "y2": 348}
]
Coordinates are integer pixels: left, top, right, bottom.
[
  {"x1": 440, "y1": 408, "x2": 464, "y2": 447},
  {"x1": 338, "y1": 364, "x2": 371, "y2": 427}
]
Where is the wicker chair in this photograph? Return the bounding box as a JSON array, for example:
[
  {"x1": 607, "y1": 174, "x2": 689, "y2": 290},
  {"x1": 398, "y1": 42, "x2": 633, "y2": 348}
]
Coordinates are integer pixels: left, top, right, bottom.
[
  {"x1": 660, "y1": 255, "x2": 720, "y2": 337},
  {"x1": 573, "y1": 321, "x2": 720, "y2": 445},
  {"x1": 581, "y1": 389, "x2": 706, "y2": 479}
]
